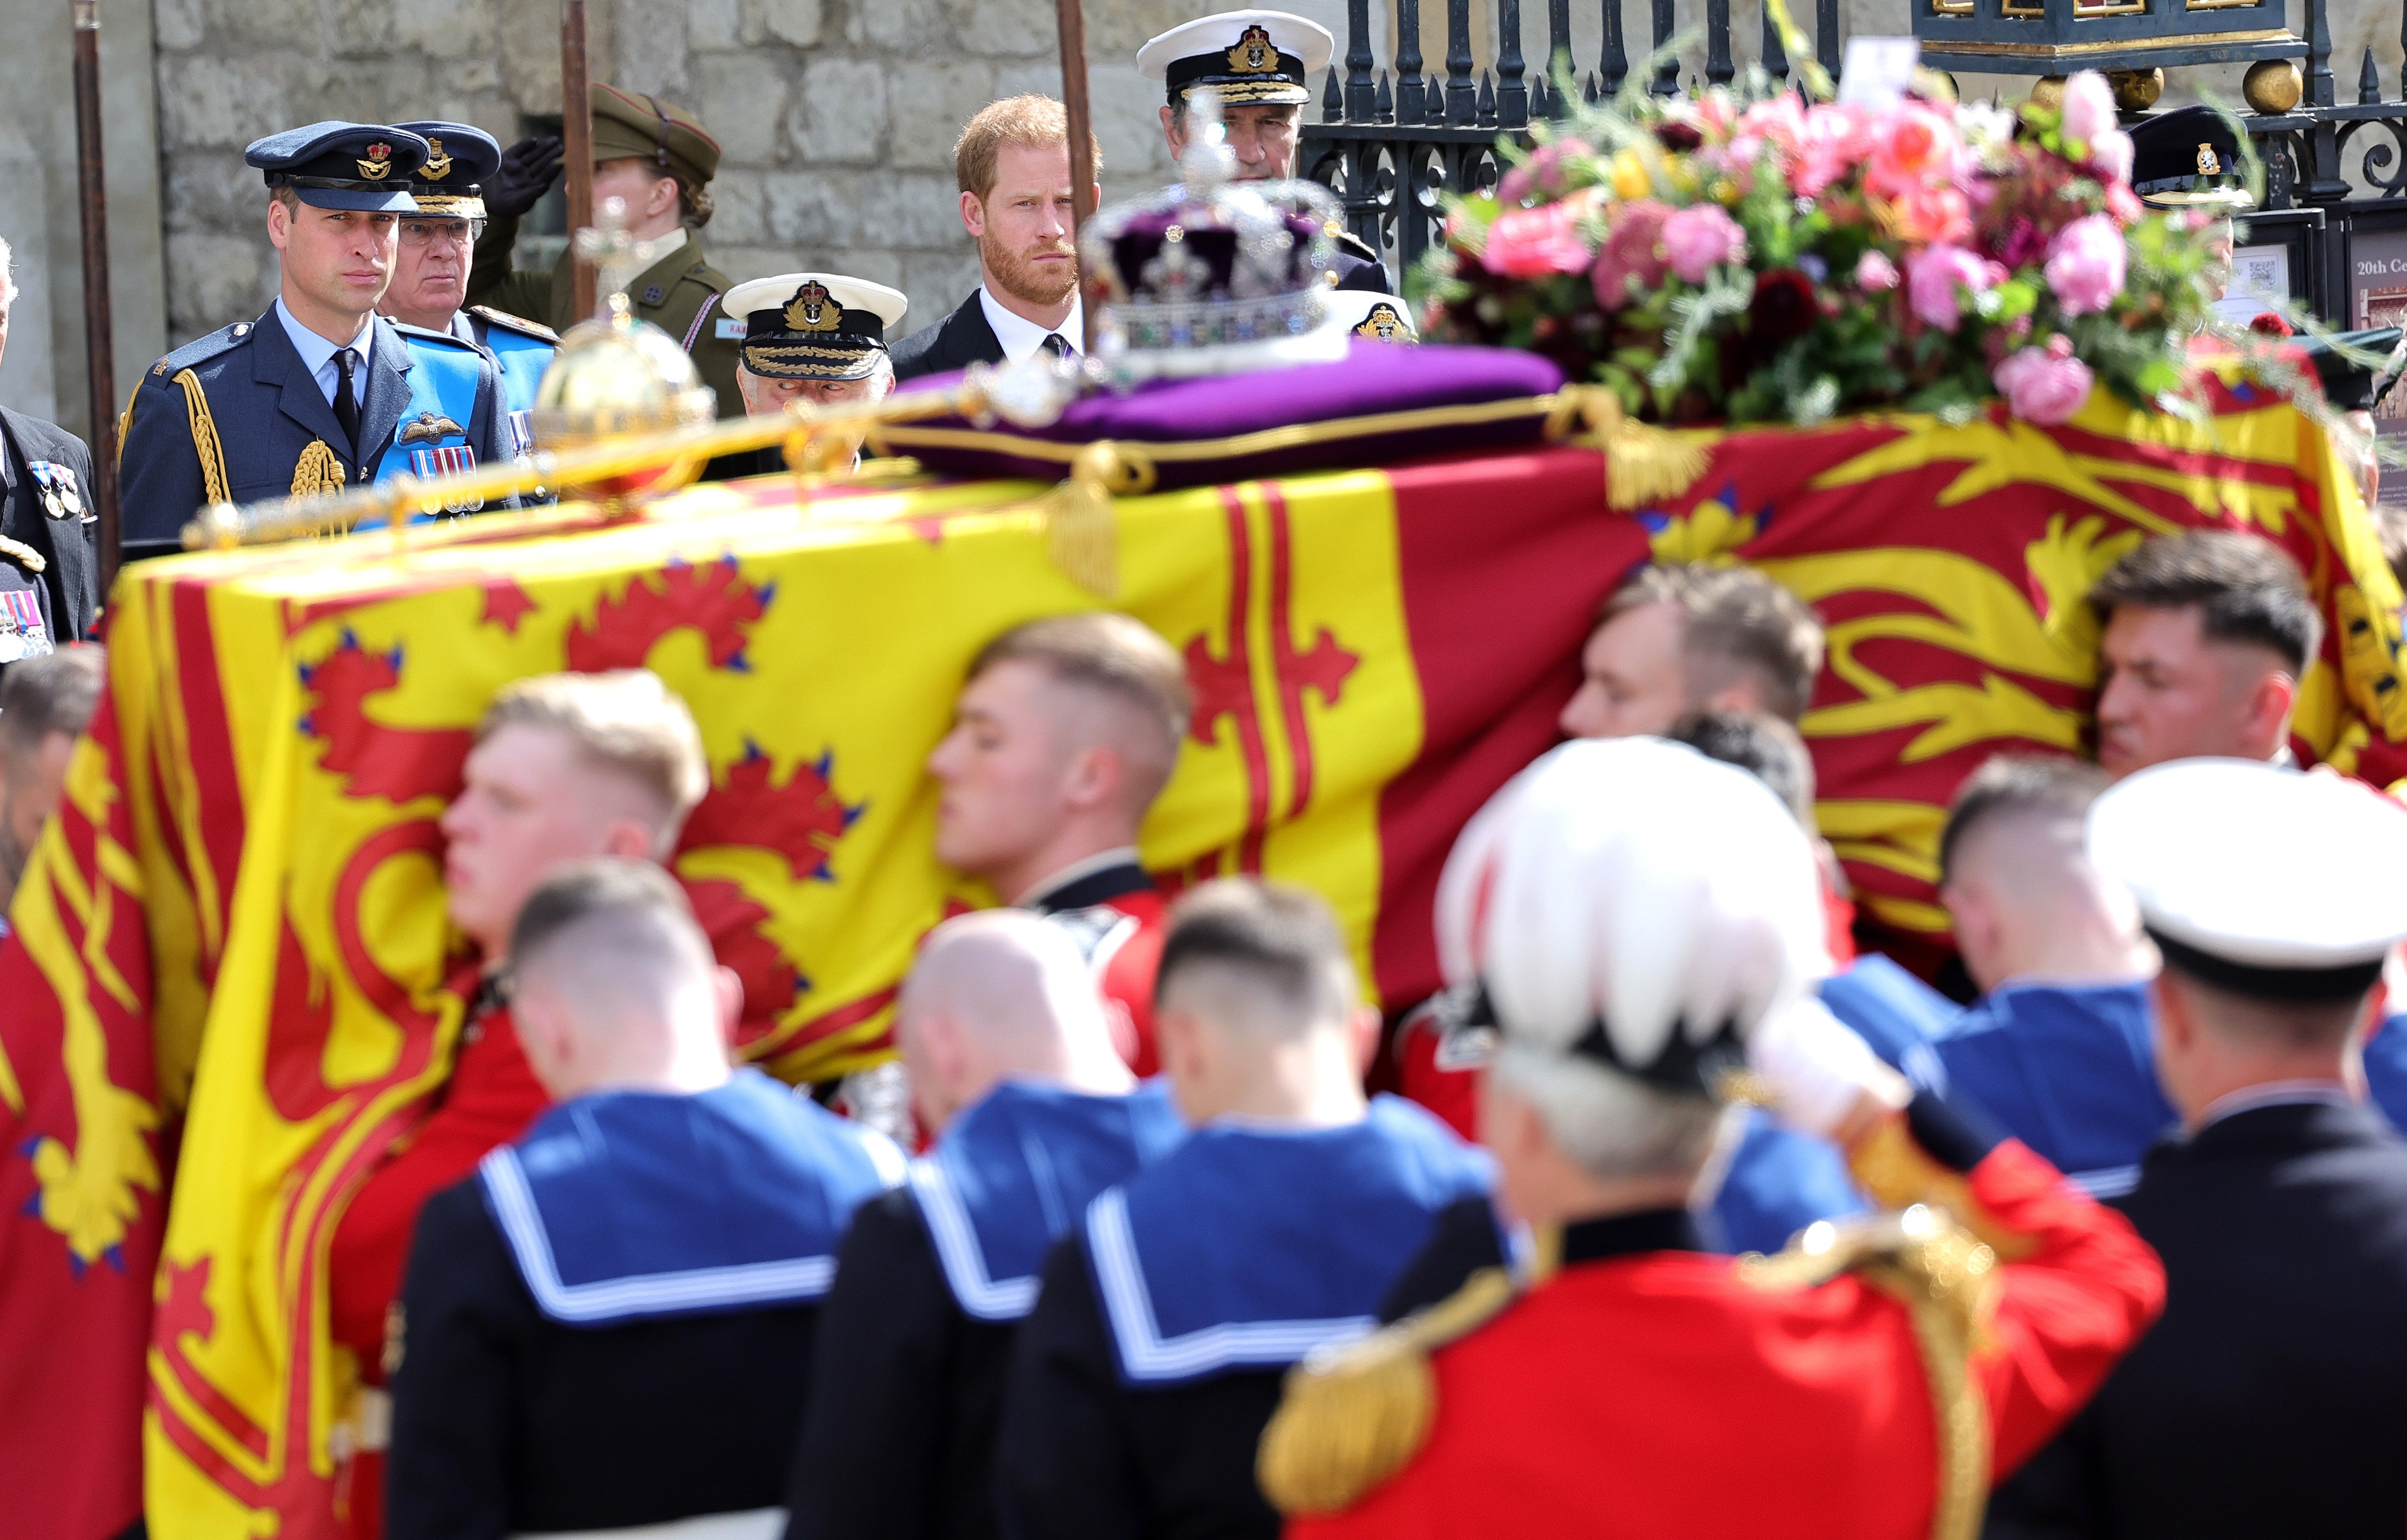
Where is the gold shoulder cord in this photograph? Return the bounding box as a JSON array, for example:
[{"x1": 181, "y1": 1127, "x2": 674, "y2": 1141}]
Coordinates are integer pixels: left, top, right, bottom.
[
  {"x1": 0, "y1": 533, "x2": 48, "y2": 572},
  {"x1": 169, "y1": 369, "x2": 231, "y2": 507},
  {"x1": 1256, "y1": 1265, "x2": 1517, "y2": 1519},
  {"x1": 290, "y1": 440, "x2": 348, "y2": 499}
]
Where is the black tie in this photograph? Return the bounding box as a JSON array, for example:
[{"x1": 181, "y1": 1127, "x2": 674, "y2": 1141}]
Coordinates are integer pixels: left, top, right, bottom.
[
  {"x1": 332, "y1": 347, "x2": 361, "y2": 455},
  {"x1": 1041, "y1": 333, "x2": 1071, "y2": 359}
]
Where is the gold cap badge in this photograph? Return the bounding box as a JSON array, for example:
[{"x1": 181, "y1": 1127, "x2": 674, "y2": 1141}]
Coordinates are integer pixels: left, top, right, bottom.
[
  {"x1": 1353, "y1": 302, "x2": 1412, "y2": 341},
  {"x1": 358, "y1": 142, "x2": 393, "y2": 180},
  {"x1": 421, "y1": 139, "x2": 453, "y2": 180},
  {"x1": 1227, "y1": 24, "x2": 1279, "y2": 73},
  {"x1": 784, "y1": 280, "x2": 843, "y2": 333},
  {"x1": 2197, "y1": 143, "x2": 2220, "y2": 176}
]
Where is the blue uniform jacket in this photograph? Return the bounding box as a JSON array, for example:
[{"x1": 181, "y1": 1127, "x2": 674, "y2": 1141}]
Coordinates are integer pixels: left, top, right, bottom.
[
  {"x1": 118, "y1": 307, "x2": 506, "y2": 558},
  {"x1": 458, "y1": 305, "x2": 557, "y2": 459}
]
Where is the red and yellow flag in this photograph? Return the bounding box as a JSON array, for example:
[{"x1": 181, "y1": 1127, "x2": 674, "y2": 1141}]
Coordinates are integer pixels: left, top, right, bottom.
[{"x1": 0, "y1": 375, "x2": 2397, "y2": 1538}]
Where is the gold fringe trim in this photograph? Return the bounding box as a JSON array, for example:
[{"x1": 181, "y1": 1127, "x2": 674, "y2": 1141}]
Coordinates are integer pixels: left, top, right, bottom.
[
  {"x1": 1738, "y1": 1207, "x2": 2002, "y2": 1540},
  {"x1": 291, "y1": 440, "x2": 349, "y2": 500},
  {"x1": 1546, "y1": 386, "x2": 1715, "y2": 511},
  {"x1": 1256, "y1": 1266, "x2": 1517, "y2": 1519},
  {"x1": 171, "y1": 368, "x2": 231, "y2": 507}
]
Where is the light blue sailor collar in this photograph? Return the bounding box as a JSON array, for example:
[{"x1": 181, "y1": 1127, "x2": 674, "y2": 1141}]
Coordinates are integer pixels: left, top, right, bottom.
[
  {"x1": 479, "y1": 1067, "x2": 905, "y2": 1327},
  {"x1": 273, "y1": 297, "x2": 376, "y2": 406},
  {"x1": 910, "y1": 1078, "x2": 1187, "y2": 1322},
  {"x1": 1084, "y1": 1093, "x2": 1492, "y2": 1386}
]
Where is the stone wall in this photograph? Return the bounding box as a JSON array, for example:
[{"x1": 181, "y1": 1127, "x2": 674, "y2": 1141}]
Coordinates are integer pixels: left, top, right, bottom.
[{"x1": 110, "y1": 0, "x2": 2407, "y2": 366}]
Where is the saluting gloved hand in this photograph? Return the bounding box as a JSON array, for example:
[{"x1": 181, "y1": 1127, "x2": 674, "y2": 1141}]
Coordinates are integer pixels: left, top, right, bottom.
[
  {"x1": 1748, "y1": 996, "x2": 1911, "y2": 1145},
  {"x1": 486, "y1": 135, "x2": 566, "y2": 220}
]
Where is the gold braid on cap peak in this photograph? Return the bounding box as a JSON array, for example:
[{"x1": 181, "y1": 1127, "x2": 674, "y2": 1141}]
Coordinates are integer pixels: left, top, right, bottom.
[{"x1": 1256, "y1": 1266, "x2": 1517, "y2": 1518}]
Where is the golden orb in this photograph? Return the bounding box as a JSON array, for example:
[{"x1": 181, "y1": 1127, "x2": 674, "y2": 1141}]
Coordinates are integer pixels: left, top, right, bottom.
[
  {"x1": 2108, "y1": 68, "x2": 2163, "y2": 111},
  {"x1": 2243, "y1": 59, "x2": 2304, "y2": 114},
  {"x1": 530, "y1": 299, "x2": 717, "y2": 503},
  {"x1": 2027, "y1": 75, "x2": 2066, "y2": 112}
]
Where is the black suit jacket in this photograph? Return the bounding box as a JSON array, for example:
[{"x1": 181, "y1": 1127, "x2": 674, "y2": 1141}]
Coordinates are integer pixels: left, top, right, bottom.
[
  {"x1": 889, "y1": 292, "x2": 1007, "y2": 384},
  {"x1": 0, "y1": 408, "x2": 100, "y2": 640},
  {"x1": 386, "y1": 1178, "x2": 820, "y2": 1540},
  {"x1": 784, "y1": 1189, "x2": 1021, "y2": 1540},
  {"x1": 1986, "y1": 1099, "x2": 2407, "y2": 1540}
]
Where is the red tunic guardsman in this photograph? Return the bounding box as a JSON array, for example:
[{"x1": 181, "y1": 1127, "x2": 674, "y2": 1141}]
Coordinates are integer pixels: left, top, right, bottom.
[
  {"x1": 1260, "y1": 737, "x2": 2165, "y2": 1540},
  {"x1": 317, "y1": 669, "x2": 713, "y2": 1538},
  {"x1": 927, "y1": 613, "x2": 1193, "y2": 1075}
]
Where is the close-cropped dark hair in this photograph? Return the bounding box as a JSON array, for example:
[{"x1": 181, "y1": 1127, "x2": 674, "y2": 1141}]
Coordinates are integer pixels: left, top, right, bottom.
[
  {"x1": 2087, "y1": 530, "x2": 2321, "y2": 674},
  {"x1": 509, "y1": 857, "x2": 700, "y2": 972},
  {"x1": 1601, "y1": 563, "x2": 1825, "y2": 725},
  {"x1": 1153, "y1": 876, "x2": 1354, "y2": 1019},
  {"x1": 1666, "y1": 710, "x2": 1816, "y2": 827},
  {"x1": 1938, "y1": 753, "x2": 2110, "y2": 883}
]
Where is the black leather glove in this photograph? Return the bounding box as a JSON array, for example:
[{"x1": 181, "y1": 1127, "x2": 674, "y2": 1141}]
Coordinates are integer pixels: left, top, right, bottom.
[{"x1": 485, "y1": 135, "x2": 565, "y2": 221}]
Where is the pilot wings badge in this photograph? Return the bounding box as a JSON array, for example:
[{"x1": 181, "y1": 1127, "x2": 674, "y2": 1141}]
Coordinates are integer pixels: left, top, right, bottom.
[{"x1": 398, "y1": 411, "x2": 466, "y2": 445}]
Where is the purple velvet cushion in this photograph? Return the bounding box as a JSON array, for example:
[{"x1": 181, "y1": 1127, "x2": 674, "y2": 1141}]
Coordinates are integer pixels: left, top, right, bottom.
[{"x1": 890, "y1": 339, "x2": 1565, "y2": 490}]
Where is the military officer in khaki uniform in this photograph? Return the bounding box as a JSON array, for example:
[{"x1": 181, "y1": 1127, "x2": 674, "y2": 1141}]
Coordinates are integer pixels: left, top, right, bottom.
[{"x1": 466, "y1": 83, "x2": 742, "y2": 419}]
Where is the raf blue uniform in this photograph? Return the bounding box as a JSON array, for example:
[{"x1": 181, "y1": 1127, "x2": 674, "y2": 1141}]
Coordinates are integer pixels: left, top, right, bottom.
[
  {"x1": 387, "y1": 120, "x2": 556, "y2": 462},
  {"x1": 116, "y1": 123, "x2": 508, "y2": 560}
]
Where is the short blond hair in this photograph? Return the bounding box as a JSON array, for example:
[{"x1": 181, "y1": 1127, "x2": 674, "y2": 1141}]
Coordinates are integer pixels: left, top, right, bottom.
[
  {"x1": 478, "y1": 671, "x2": 709, "y2": 843},
  {"x1": 953, "y1": 94, "x2": 1103, "y2": 202},
  {"x1": 969, "y1": 613, "x2": 1190, "y2": 811}
]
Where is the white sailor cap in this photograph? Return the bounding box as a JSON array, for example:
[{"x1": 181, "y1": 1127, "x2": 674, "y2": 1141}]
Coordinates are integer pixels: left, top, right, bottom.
[
  {"x1": 1434, "y1": 737, "x2": 1829, "y2": 1095},
  {"x1": 723, "y1": 273, "x2": 908, "y2": 382},
  {"x1": 1137, "y1": 10, "x2": 1336, "y2": 108},
  {"x1": 1321, "y1": 290, "x2": 1419, "y2": 343},
  {"x1": 2088, "y1": 757, "x2": 2407, "y2": 1001}
]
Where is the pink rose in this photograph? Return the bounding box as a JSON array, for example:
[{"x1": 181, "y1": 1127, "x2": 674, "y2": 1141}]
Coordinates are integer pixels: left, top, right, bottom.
[
  {"x1": 2044, "y1": 213, "x2": 2127, "y2": 317},
  {"x1": 2089, "y1": 125, "x2": 2134, "y2": 186},
  {"x1": 1592, "y1": 198, "x2": 1673, "y2": 307},
  {"x1": 1888, "y1": 184, "x2": 1973, "y2": 245},
  {"x1": 2106, "y1": 180, "x2": 2145, "y2": 226},
  {"x1": 1480, "y1": 199, "x2": 1591, "y2": 277},
  {"x1": 1500, "y1": 137, "x2": 1594, "y2": 204},
  {"x1": 1865, "y1": 105, "x2": 1968, "y2": 199},
  {"x1": 1993, "y1": 338, "x2": 2094, "y2": 424},
  {"x1": 1661, "y1": 203, "x2": 1747, "y2": 283},
  {"x1": 2060, "y1": 72, "x2": 2119, "y2": 148},
  {"x1": 1796, "y1": 102, "x2": 1877, "y2": 198},
  {"x1": 1906, "y1": 242, "x2": 2001, "y2": 332},
  {"x1": 1855, "y1": 250, "x2": 1900, "y2": 291},
  {"x1": 1733, "y1": 94, "x2": 1807, "y2": 166}
]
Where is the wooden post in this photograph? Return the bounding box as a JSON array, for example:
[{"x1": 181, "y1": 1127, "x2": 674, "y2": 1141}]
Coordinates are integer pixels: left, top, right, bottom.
[
  {"x1": 1055, "y1": 0, "x2": 1098, "y2": 354},
  {"x1": 562, "y1": 0, "x2": 596, "y2": 322},
  {"x1": 71, "y1": 0, "x2": 119, "y2": 594}
]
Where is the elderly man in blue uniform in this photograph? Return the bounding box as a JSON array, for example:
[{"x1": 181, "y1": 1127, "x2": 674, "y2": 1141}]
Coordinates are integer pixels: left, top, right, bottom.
[
  {"x1": 116, "y1": 123, "x2": 508, "y2": 560},
  {"x1": 1923, "y1": 755, "x2": 2170, "y2": 1198},
  {"x1": 1137, "y1": 10, "x2": 1390, "y2": 293},
  {"x1": 0, "y1": 236, "x2": 98, "y2": 647},
  {"x1": 386, "y1": 858, "x2": 904, "y2": 1540},
  {"x1": 378, "y1": 120, "x2": 556, "y2": 465},
  {"x1": 1987, "y1": 758, "x2": 2407, "y2": 1540},
  {"x1": 703, "y1": 272, "x2": 906, "y2": 483},
  {"x1": 995, "y1": 877, "x2": 1491, "y2": 1540},
  {"x1": 785, "y1": 910, "x2": 1183, "y2": 1540}
]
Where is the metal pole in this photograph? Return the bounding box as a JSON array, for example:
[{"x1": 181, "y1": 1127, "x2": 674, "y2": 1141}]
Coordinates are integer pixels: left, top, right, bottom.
[
  {"x1": 562, "y1": 0, "x2": 596, "y2": 322},
  {"x1": 1054, "y1": 0, "x2": 1099, "y2": 354},
  {"x1": 71, "y1": 0, "x2": 119, "y2": 595}
]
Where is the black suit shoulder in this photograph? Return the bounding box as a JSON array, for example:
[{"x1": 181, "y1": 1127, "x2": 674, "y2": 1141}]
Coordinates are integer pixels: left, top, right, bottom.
[
  {"x1": 889, "y1": 293, "x2": 1004, "y2": 383},
  {"x1": 787, "y1": 1187, "x2": 1019, "y2": 1540},
  {"x1": 1378, "y1": 1193, "x2": 1505, "y2": 1324},
  {"x1": 1330, "y1": 236, "x2": 1394, "y2": 294},
  {"x1": 0, "y1": 409, "x2": 99, "y2": 639}
]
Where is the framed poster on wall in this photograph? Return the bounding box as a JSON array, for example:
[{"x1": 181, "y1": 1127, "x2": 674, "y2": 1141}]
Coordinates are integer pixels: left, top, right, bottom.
[
  {"x1": 2342, "y1": 203, "x2": 2407, "y2": 458},
  {"x1": 2223, "y1": 206, "x2": 2325, "y2": 327}
]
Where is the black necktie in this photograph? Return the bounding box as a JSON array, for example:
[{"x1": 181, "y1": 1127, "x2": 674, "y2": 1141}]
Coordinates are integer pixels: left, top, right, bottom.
[
  {"x1": 1040, "y1": 333, "x2": 1071, "y2": 359},
  {"x1": 332, "y1": 347, "x2": 361, "y2": 454}
]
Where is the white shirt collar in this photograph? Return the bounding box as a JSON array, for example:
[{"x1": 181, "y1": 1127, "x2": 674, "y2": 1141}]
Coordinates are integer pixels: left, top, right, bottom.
[
  {"x1": 978, "y1": 285, "x2": 1084, "y2": 363},
  {"x1": 2198, "y1": 1078, "x2": 2356, "y2": 1130},
  {"x1": 274, "y1": 298, "x2": 376, "y2": 405},
  {"x1": 1015, "y1": 846, "x2": 1141, "y2": 908}
]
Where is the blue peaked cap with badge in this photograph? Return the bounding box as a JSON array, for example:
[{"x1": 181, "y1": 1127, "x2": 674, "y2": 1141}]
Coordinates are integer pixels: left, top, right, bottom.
[
  {"x1": 245, "y1": 121, "x2": 429, "y2": 213},
  {"x1": 391, "y1": 121, "x2": 501, "y2": 219}
]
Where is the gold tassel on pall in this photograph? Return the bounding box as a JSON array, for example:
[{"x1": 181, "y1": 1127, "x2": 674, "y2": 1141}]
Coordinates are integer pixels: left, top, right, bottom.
[
  {"x1": 1546, "y1": 385, "x2": 1712, "y2": 511},
  {"x1": 1256, "y1": 1266, "x2": 1517, "y2": 1518},
  {"x1": 1037, "y1": 441, "x2": 1153, "y2": 601}
]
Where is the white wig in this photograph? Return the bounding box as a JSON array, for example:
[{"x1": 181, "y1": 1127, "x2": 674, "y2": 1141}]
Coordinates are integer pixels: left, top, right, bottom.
[{"x1": 1435, "y1": 737, "x2": 1831, "y2": 1080}]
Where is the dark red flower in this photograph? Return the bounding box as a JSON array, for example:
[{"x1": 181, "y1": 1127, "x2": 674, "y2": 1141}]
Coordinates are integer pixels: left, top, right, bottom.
[
  {"x1": 1748, "y1": 267, "x2": 1819, "y2": 346},
  {"x1": 1997, "y1": 217, "x2": 2050, "y2": 269},
  {"x1": 2248, "y1": 312, "x2": 2295, "y2": 337},
  {"x1": 1655, "y1": 121, "x2": 1704, "y2": 152}
]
